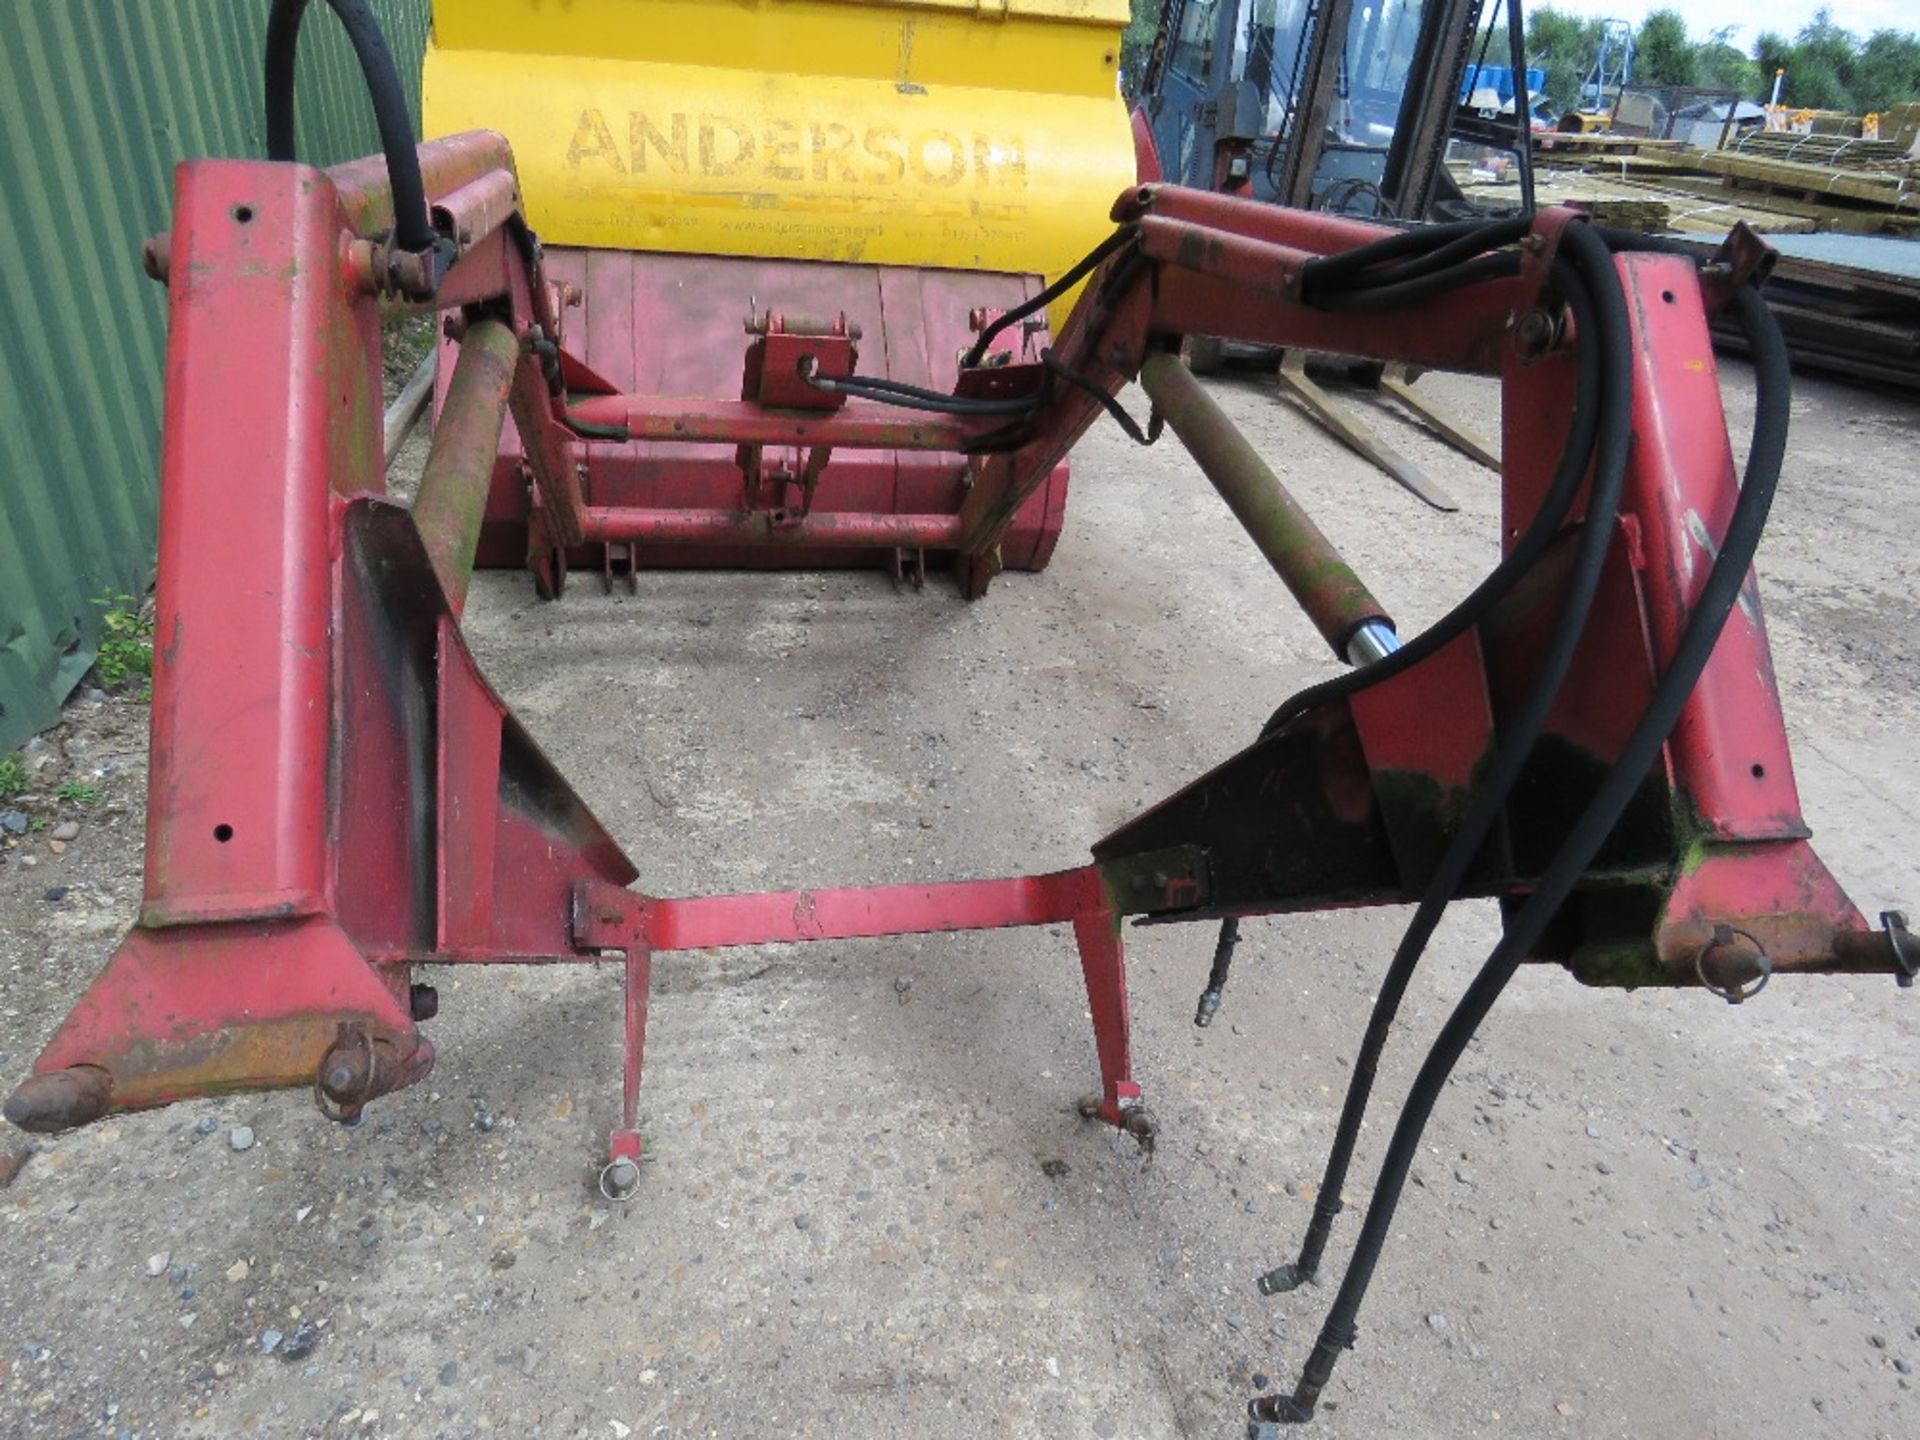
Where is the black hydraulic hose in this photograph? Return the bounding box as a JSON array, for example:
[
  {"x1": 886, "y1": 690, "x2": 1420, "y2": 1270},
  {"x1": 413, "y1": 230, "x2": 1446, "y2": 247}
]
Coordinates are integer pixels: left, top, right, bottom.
[
  {"x1": 1258, "y1": 258, "x2": 1599, "y2": 743},
  {"x1": 1195, "y1": 917, "x2": 1240, "y2": 1027},
  {"x1": 806, "y1": 349, "x2": 1157, "y2": 440},
  {"x1": 1312, "y1": 251, "x2": 1524, "y2": 313},
  {"x1": 1301, "y1": 216, "x2": 1521, "y2": 288},
  {"x1": 1266, "y1": 224, "x2": 1628, "y2": 1297},
  {"x1": 962, "y1": 229, "x2": 1138, "y2": 370},
  {"x1": 1041, "y1": 350, "x2": 1160, "y2": 445},
  {"x1": 821, "y1": 372, "x2": 1010, "y2": 403},
  {"x1": 564, "y1": 417, "x2": 633, "y2": 443},
  {"x1": 264, "y1": 0, "x2": 434, "y2": 255},
  {"x1": 810, "y1": 362, "x2": 1054, "y2": 415},
  {"x1": 1200, "y1": 238, "x2": 1596, "y2": 1095},
  {"x1": 1305, "y1": 216, "x2": 1531, "y2": 300},
  {"x1": 807, "y1": 368, "x2": 1042, "y2": 417},
  {"x1": 1262, "y1": 281, "x2": 1790, "y2": 1424},
  {"x1": 1592, "y1": 226, "x2": 1695, "y2": 256}
]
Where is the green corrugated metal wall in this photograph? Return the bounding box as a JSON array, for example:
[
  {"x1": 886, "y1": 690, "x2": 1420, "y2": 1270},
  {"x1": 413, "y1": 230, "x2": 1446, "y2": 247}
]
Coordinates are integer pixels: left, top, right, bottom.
[{"x1": 0, "y1": 0, "x2": 431, "y2": 752}]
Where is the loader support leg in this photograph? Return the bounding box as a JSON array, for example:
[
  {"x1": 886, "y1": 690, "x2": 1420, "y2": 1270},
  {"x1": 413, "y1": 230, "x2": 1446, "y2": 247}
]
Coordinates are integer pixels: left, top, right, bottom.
[
  {"x1": 575, "y1": 884, "x2": 655, "y2": 1199},
  {"x1": 601, "y1": 938, "x2": 653, "y2": 1200},
  {"x1": 1073, "y1": 906, "x2": 1151, "y2": 1149},
  {"x1": 622, "y1": 939, "x2": 651, "y2": 1136}
]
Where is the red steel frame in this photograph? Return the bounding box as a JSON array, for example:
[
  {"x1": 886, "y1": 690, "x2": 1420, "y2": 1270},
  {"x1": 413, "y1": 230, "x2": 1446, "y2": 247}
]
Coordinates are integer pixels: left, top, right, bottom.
[{"x1": 8, "y1": 135, "x2": 1909, "y2": 1186}]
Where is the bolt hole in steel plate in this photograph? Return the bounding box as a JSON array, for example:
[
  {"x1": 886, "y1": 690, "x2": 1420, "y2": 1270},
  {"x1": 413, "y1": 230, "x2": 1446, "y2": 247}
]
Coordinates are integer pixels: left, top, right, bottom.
[
  {"x1": 1751, "y1": 763, "x2": 1765, "y2": 778},
  {"x1": 232, "y1": 204, "x2": 254, "y2": 224},
  {"x1": 213, "y1": 823, "x2": 234, "y2": 843}
]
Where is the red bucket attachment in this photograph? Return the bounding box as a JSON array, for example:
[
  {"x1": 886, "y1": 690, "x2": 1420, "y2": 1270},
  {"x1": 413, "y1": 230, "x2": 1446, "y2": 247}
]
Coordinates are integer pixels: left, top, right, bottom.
[{"x1": 466, "y1": 249, "x2": 1071, "y2": 585}]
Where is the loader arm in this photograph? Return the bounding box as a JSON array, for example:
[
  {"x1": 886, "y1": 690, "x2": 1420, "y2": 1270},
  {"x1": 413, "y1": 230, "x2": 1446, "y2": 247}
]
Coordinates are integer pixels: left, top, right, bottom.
[{"x1": 6, "y1": 2, "x2": 1911, "y2": 1429}]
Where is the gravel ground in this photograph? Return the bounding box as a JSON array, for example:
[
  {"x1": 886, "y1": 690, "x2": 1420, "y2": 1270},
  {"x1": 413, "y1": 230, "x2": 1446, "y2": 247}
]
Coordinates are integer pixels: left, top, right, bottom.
[{"x1": 1, "y1": 357, "x2": 1915, "y2": 1440}]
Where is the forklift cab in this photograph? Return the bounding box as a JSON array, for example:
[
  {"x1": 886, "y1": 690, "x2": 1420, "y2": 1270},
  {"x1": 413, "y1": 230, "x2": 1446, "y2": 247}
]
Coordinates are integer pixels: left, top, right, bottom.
[
  {"x1": 1137, "y1": 0, "x2": 1490, "y2": 217},
  {"x1": 1132, "y1": 0, "x2": 1516, "y2": 502}
]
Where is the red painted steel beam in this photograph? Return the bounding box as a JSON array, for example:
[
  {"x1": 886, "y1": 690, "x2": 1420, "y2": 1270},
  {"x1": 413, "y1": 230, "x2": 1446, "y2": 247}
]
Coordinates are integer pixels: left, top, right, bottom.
[
  {"x1": 508, "y1": 360, "x2": 588, "y2": 547},
  {"x1": 564, "y1": 395, "x2": 992, "y2": 452},
  {"x1": 582, "y1": 507, "x2": 962, "y2": 550},
  {"x1": 330, "y1": 131, "x2": 516, "y2": 242},
  {"x1": 1613, "y1": 253, "x2": 1803, "y2": 841},
  {"x1": 430, "y1": 167, "x2": 521, "y2": 256},
  {"x1": 953, "y1": 278, "x2": 1152, "y2": 593},
  {"x1": 142, "y1": 160, "x2": 366, "y2": 923},
  {"x1": 643, "y1": 867, "x2": 1109, "y2": 951},
  {"x1": 1138, "y1": 220, "x2": 1523, "y2": 373},
  {"x1": 1112, "y1": 182, "x2": 1397, "y2": 252}
]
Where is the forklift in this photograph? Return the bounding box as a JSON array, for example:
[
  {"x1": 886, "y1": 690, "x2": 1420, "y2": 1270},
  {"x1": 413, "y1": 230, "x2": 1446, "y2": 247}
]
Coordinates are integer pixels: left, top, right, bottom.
[{"x1": 1132, "y1": 0, "x2": 1535, "y2": 507}]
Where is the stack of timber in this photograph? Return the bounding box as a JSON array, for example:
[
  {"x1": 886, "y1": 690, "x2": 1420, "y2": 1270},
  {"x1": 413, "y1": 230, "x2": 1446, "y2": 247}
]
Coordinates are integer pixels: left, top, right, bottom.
[
  {"x1": 1583, "y1": 198, "x2": 1671, "y2": 231},
  {"x1": 1688, "y1": 235, "x2": 1920, "y2": 393},
  {"x1": 1727, "y1": 131, "x2": 1915, "y2": 172},
  {"x1": 1519, "y1": 162, "x2": 1828, "y2": 237},
  {"x1": 1534, "y1": 133, "x2": 1695, "y2": 159},
  {"x1": 1885, "y1": 103, "x2": 1920, "y2": 152},
  {"x1": 1704, "y1": 138, "x2": 1917, "y2": 217},
  {"x1": 1521, "y1": 129, "x2": 1920, "y2": 237}
]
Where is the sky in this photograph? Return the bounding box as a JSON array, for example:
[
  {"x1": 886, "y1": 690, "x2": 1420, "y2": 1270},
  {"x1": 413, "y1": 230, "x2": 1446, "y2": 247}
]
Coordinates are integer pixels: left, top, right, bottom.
[{"x1": 1536, "y1": 1, "x2": 1914, "y2": 50}]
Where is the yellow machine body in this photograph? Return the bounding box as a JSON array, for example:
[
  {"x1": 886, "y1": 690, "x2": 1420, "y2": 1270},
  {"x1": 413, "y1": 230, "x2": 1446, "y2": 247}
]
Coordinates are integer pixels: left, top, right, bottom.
[{"x1": 423, "y1": 0, "x2": 1135, "y2": 320}]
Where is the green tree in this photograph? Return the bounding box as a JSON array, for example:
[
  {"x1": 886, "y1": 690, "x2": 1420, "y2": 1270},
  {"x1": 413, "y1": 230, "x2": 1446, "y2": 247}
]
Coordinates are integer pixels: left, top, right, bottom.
[
  {"x1": 1852, "y1": 30, "x2": 1920, "y2": 111},
  {"x1": 1526, "y1": 6, "x2": 1605, "y2": 113},
  {"x1": 1697, "y1": 28, "x2": 1762, "y2": 97},
  {"x1": 1795, "y1": 10, "x2": 1859, "y2": 108},
  {"x1": 1753, "y1": 30, "x2": 1795, "y2": 104},
  {"x1": 1636, "y1": 9, "x2": 1697, "y2": 87}
]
